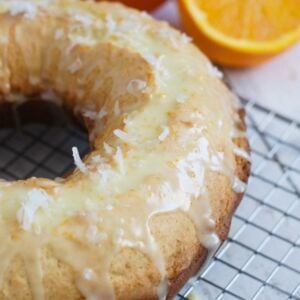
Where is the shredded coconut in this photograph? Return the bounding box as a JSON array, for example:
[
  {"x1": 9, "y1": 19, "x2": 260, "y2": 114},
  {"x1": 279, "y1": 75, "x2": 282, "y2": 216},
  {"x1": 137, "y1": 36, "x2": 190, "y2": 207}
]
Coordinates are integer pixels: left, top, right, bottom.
[
  {"x1": 210, "y1": 152, "x2": 224, "y2": 171},
  {"x1": 82, "y1": 268, "x2": 93, "y2": 280},
  {"x1": 114, "y1": 101, "x2": 120, "y2": 116},
  {"x1": 114, "y1": 146, "x2": 125, "y2": 174},
  {"x1": 127, "y1": 79, "x2": 147, "y2": 95},
  {"x1": 233, "y1": 147, "x2": 251, "y2": 161},
  {"x1": 29, "y1": 76, "x2": 40, "y2": 85},
  {"x1": 41, "y1": 90, "x2": 62, "y2": 105},
  {"x1": 114, "y1": 129, "x2": 131, "y2": 143},
  {"x1": 8, "y1": 1, "x2": 38, "y2": 19},
  {"x1": 91, "y1": 155, "x2": 103, "y2": 164},
  {"x1": 86, "y1": 225, "x2": 98, "y2": 243},
  {"x1": 106, "y1": 204, "x2": 114, "y2": 211},
  {"x1": 55, "y1": 28, "x2": 64, "y2": 40},
  {"x1": 72, "y1": 146, "x2": 87, "y2": 173},
  {"x1": 5, "y1": 93, "x2": 26, "y2": 104},
  {"x1": 72, "y1": 11, "x2": 93, "y2": 27},
  {"x1": 180, "y1": 33, "x2": 192, "y2": 44},
  {"x1": 206, "y1": 62, "x2": 223, "y2": 79},
  {"x1": 103, "y1": 142, "x2": 113, "y2": 155},
  {"x1": 232, "y1": 177, "x2": 247, "y2": 193},
  {"x1": 116, "y1": 238, "x2": 145, "y2": 249},
  {"x1": 105, "y1": 14, "x2": 116, "y2": 33},
  {"x1": 176, "y1": 93, "x2": 189, "y2": 104},
  {"x1": 201, "y1": 232, "x2": 220, "y2": 249},
  {"x1": 84, "y1": 107, "x2": 107, "y2": 120},
  {"x1": 158, "y1": 126, "x2": 170, "y2": 142},
  {"x1": 70, "y1": 35, "x2": 96, "y2": 47},
  {"x1": 83, "y1": 110, "x2": 97, "y2": 120},
  {"x1": 16, "y1": 189, "x2": 52, "y2": 231},
  {"x1": 157, "y1": 27, "x2": 179, "y2": 49},
  {"x1": 68, "y1": 58, "x2": 82, "y2": 74},
  {"x1": 197, "y1": 137, "x2": 210, "y2": 161},
  {"x1": 98, "y1": 107, "x2": 107, "y2": 119}
]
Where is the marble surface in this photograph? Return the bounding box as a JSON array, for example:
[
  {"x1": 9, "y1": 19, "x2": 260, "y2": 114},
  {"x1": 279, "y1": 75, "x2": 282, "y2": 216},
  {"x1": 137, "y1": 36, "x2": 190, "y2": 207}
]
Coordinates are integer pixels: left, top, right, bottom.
[{"x1": 154, "y1": 0, "x2": 300, "y2": 122}]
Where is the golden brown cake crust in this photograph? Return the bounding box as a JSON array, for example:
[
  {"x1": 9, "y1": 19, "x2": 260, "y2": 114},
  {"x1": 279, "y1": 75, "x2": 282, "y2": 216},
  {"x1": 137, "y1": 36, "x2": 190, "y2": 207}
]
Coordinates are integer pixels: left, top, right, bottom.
[{"x1": 0, "y1": 1, "x2": 250, "y2": 299}]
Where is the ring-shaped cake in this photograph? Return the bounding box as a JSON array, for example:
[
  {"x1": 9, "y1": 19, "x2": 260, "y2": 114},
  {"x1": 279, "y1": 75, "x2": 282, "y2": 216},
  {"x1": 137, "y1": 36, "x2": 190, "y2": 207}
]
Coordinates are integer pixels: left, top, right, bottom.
[{"x1": 0, "y1": 1, "x2": 250, "y2": 299}]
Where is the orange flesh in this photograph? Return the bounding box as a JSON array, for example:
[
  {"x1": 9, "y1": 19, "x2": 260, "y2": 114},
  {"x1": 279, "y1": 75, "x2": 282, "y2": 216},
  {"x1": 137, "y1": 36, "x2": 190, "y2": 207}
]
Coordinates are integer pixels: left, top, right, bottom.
[{"x1": 197, "y1": 0, "x2": 300, "y2": 41}]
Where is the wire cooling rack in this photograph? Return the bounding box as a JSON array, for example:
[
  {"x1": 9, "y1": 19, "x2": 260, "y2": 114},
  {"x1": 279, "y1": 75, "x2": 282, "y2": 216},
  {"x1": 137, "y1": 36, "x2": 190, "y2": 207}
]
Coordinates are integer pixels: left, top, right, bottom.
[
  {"x1": 178, "y1": 98, "x2": 300, "y2": 300},
  {"x1": 0, "y1": 98, "x2": 299, "y2": 300}
]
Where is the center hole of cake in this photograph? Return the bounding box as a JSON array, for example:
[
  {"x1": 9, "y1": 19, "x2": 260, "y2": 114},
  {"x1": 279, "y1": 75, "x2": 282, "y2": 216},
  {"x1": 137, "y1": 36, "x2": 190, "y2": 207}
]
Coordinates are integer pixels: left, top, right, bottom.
[{"x1": 0, "y1": 99, "x2": 90, "y2": 181}]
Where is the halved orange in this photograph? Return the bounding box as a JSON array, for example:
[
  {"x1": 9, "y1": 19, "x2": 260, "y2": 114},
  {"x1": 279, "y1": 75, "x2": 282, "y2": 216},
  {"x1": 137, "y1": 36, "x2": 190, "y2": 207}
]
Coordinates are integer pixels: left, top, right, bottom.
[
  {"x1": 179, "y1": 0, "x2": 300, "y2": 67},
  {"x1": 107, "y1": 0, "x2": 165, "y2": 11}
]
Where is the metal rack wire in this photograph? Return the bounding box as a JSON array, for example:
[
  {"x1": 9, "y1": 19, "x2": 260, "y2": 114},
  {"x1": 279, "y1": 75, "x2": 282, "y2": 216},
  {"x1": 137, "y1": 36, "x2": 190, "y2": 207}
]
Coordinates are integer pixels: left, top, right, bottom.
[
  {"x1": 0, "y1": 98, "x2": 299, "y2": 299},
  {"x1": 178, "y1": 98, "x2": 300, "y2": 300}
]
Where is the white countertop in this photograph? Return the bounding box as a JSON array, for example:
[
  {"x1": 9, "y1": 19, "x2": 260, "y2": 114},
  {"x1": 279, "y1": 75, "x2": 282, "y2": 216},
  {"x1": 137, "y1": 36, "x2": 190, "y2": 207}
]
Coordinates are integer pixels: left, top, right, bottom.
[{"x1": 154, "y1": 0, "x2": 300, "y2": 122}]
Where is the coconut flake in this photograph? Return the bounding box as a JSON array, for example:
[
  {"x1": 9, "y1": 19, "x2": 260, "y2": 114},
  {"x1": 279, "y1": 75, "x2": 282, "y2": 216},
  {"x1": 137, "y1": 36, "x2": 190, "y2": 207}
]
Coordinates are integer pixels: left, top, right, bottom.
[
  {"x1": 98, "y1": 107, "x2": 107, "y2": 120},
  {"x1": 116, "y1": 238, "x2": 145, "y2": 249},
  {"x1": 105, "y1": 14, "x2": 116, "y2": 33},
  {"x1": 180, "y1": 33, "x2": 192, "y2": 44},
  {"x1": 233, "y1": 147, "x2": 251, "y2": 161},
  {"x1": 176, "y1": 93, "x2": 188, "y2": 104},
  {"x1": 206, "y1": 62, "x2": 223, "y2": 79},
  {"x1": 114, "y1": 129, "x2": 130, "y2": 143},
  {"x1": 201, "y1": 232, "x2": 220, "y2": 249},
  {"x1": 68, "y1": 58, "x2": 82, "y2": 74},
  {"x1": 5, "y1": 93, "x2": 26, "y2": 104},
  {"x1": 70, "y1": 35, "x2": 96, "y2": 47},
  {"x1": 127, "y1": 79, "x2": 147, "y2": 95},
  {"x1": 210, "y1": 152, "x2": 224, "y2": 171},
  {"x1": 29, "y1": 76, "x2": 40, "y2": 85},
  {"x1": 158, "y1": 126, "x2": 170, "y2": 142},
  {"x1": 114, "y1": 101, "x2": 120, "y2": 116},
  {"x1": 72, "y1": 11, "x2": 93, "y2": 27},
  {"x1": 232, "y1": 177, "x2": 247, "y2": 193},
  {"x1": 91, "y1": 155, "x2": 104, "y2": 164},
  {"x1": 114, "y1": 146, "x2": 125, "y2": 174},
  {"x1": 8, "y1": 1, "x2": 38, "y2": 19},
  {"x1": 55, "y1": 28, "x2": 64, "y2": 40},
  {"x1": 106, "y1": 204, "x2": 114, "y2": 211},
  {"x1": 86, "y1": 225, "x2": 98, "y2": 243},
  {"x1": 144, "y1": 53, "x2": 168, "y2": 78},
  {"x1": 197, "y1": 137, "x2": 210, "y2": 162},
  {"x1": 83, "y1": 110, "x2": 98, "y2": 120},
  {"x1": 84, "y1": 107, "x2": 107, "y2": 121},
  {"x1": 16, "y1": 189, "x2": 51, "y2": 231},
  {"x1": 82, "y1": 268, "x2": 93, "y2": 280},
  {"x1": 103, "y1": 142, "x2": 113, "y2": 155},
  {"x1": 72, "y1": 146, "x2": 87, "y2": 173},
  {"x1": 41, "y1": 90, "x2": 62, "y2": 105}
]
